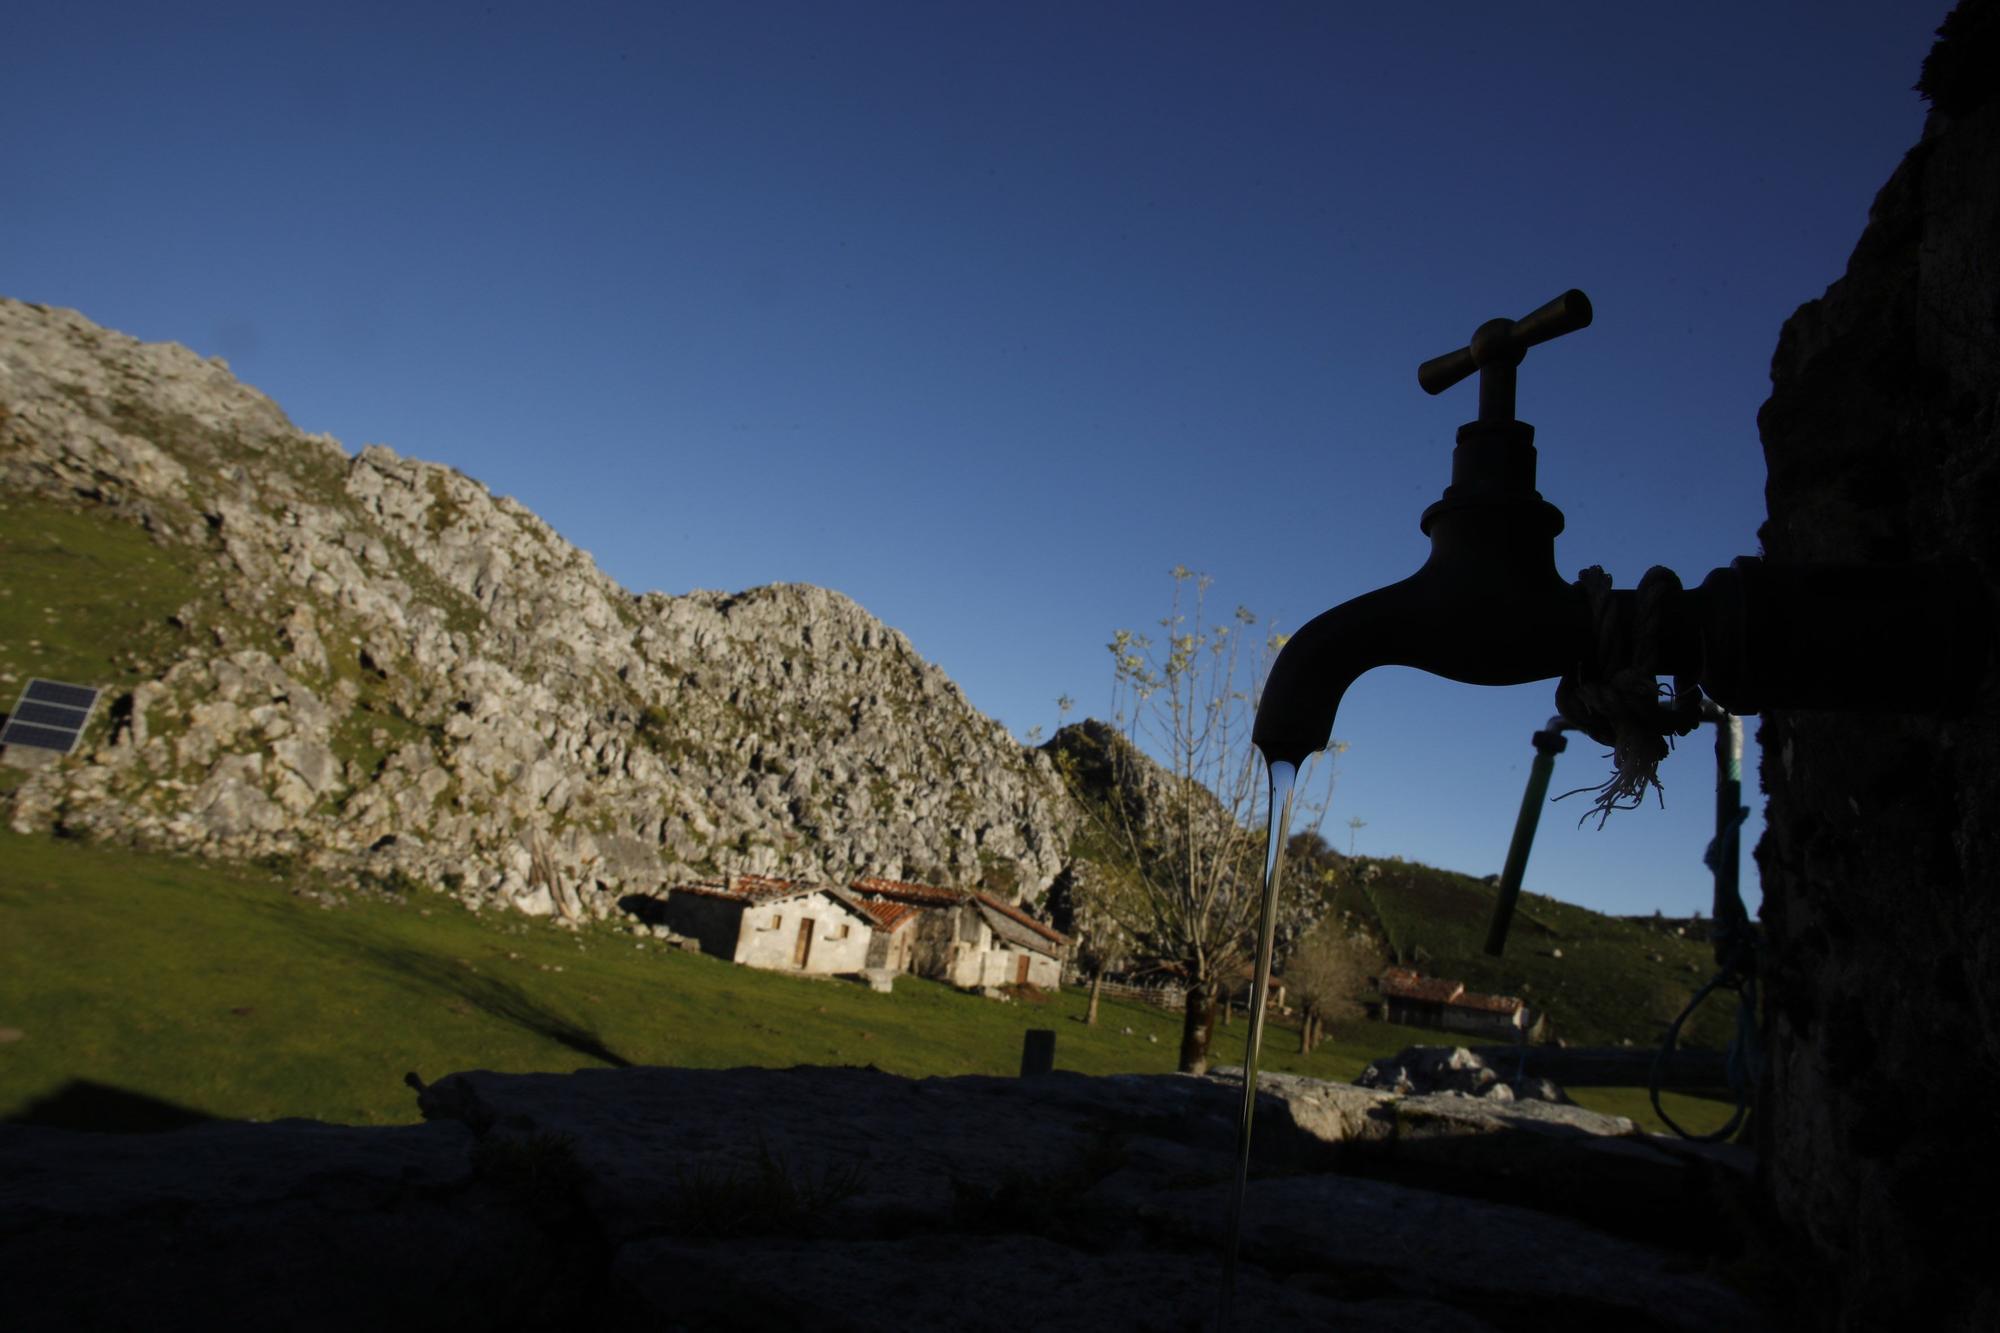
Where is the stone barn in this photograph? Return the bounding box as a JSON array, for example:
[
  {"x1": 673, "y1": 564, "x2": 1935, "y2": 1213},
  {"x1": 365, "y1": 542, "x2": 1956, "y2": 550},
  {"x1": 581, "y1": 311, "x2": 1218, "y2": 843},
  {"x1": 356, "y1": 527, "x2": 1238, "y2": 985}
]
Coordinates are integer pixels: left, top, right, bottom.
[
  {"x1": 850, "y1": 877, "x2": 1069, "y2": 990},
  {"x1": 965, "y1": 890, "x2": 1069, "y2": 989},
  {"x1": 856, "y1": 897, "x2": 923, "y2": 973},
  {"x1": 661, "y1": 874, "x2": 875, "y2": 977},
  {"x1": 850, "y1": 877, "x2": 970, "y2": 981}
]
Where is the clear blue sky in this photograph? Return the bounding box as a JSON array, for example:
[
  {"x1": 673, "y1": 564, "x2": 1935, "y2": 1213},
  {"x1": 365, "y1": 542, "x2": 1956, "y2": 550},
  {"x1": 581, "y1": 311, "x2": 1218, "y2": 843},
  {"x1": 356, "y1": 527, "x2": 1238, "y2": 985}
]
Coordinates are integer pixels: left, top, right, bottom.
[{"x1": 4, "y1": 2, "x2": 1944, "y2": 918}]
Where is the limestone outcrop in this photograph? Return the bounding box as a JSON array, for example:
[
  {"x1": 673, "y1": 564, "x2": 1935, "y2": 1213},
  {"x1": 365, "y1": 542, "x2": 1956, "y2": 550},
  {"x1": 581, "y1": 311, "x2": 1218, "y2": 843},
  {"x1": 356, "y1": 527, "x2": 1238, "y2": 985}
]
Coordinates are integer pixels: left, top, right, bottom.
[{"x1": 0, "y1": 297, "x2": 1074, "y2": 913}]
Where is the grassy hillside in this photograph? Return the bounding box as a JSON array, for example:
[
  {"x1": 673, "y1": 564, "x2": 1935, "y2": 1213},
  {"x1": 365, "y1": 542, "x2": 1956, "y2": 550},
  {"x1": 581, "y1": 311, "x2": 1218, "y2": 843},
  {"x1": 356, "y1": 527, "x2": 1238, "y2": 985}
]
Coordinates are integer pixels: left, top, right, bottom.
[
  {"x1": 0, "y1": 825, "x2": 1737, "y2": 1135},
  {"x1": 1335, "y1": 854, "x2": 1742, "y2": 1050},
  {"x1": 0, "y1": 824, "x2": 1450, "y2": 1124},
  {"x1": 0, "y1": 493, "x2": 212, "y2": 694}
]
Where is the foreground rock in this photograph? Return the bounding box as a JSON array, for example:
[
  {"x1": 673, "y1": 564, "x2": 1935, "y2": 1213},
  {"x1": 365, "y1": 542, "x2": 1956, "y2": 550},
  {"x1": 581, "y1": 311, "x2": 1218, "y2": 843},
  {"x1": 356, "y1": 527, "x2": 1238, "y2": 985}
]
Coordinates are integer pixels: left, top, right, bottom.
[
  {"x1": 1355, "y1": 1043, "x2": 1569, "y2": 1102},
  {"x1": 1, "y1": 1065, "x2": 1767, "y2": 1331}
]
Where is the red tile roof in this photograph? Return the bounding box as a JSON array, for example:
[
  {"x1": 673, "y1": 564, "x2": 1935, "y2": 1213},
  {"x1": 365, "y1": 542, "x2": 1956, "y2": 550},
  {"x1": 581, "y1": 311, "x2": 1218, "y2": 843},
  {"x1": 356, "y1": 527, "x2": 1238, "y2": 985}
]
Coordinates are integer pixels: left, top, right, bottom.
[
  {"x1": 671, "y1": 874, "x2": 810, "y2": 905},
  {"x1": 855, "y1": 898, "x2": 923, "y2": 934},
  {"x1": 1378, "y1": 969, "x2": 1525, "y2": 1016},
  {"x1": 971, "y1": 890, "x2": 1068, "y2": 947},
  {"x1": 1380, "y1": 973, "x2": 1466, "y2": 1004},
  {"x1": 850, "y1": 876, "x2": 967, "y2": 907}
]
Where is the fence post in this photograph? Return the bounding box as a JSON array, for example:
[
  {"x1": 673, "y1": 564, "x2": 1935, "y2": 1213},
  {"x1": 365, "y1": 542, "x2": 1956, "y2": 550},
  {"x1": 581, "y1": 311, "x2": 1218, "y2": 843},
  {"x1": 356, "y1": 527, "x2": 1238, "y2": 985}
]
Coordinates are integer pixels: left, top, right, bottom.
[{"x1": 1020, "y1": 1028, "x2": 1056, "y2": 1077}]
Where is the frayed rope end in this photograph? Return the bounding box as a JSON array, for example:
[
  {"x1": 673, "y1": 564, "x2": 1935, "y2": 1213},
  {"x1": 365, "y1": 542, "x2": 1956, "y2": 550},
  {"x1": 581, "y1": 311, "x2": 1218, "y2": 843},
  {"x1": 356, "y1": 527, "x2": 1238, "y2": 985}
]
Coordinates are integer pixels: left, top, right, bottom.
[{"x1": 1553, "y1": 726, "x2": 1671, "y2": 829}]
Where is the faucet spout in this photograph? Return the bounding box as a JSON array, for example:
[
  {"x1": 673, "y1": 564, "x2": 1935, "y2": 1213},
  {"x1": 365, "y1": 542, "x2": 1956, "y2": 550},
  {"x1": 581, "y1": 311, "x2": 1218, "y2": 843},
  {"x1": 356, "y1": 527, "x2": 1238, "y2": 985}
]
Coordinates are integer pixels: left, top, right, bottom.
[
  {"x1": 1253, "y1": 421, "x2": 1587, "y2": 765},
  {"x1": 1254, "y1": 579, "x2": 1427, "y2": 767}
]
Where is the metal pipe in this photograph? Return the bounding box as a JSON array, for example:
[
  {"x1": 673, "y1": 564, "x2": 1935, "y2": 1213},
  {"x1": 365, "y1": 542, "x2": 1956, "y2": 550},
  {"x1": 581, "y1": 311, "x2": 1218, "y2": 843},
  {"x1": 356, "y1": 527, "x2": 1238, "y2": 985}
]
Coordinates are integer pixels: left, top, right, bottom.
[
  {"x1": 1702, "y1": 701, "x2": 1750, "y2": 963},
  {"x1": 1484, "y1": 717, "x2": 1571, "y2": 956}
]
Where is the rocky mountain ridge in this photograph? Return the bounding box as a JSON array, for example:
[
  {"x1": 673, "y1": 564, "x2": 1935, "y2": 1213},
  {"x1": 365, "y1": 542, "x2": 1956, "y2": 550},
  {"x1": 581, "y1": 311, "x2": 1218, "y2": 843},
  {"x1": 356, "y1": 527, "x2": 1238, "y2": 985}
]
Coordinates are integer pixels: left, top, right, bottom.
[{"x1": 0, "y1": 297, "x2": 1075, "y2": 919}]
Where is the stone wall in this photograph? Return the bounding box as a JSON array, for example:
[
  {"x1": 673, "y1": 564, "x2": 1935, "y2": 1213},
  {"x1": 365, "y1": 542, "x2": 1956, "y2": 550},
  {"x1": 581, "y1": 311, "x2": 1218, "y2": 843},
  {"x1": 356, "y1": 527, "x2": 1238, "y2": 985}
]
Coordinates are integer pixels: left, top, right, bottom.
[
  {"x1": 964, "y1": 944, "x2": 1062, "y2": 990},
  {"x1": 1752, "y1": 4, "x2": 2000, "y2": 1327},
  {"x1": 863, "y1": 921, "x2": 916, "y2": 972},
  {"x1": 734, "y1": 890, "x2": 873, "y2": 976},
  {"x1": 905, "y1": 903, "x2": 975, "y2": 983},
  {"x1": 658, "y1": 892, "x2": 750, "y2": 964}
]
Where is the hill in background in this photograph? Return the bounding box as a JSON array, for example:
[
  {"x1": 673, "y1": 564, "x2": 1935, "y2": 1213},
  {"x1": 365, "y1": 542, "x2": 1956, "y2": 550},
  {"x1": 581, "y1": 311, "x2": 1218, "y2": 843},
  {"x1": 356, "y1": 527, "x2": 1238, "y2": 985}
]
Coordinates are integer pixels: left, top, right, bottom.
[
  {"x1": 1, "y1": 296, "x2": 1738, "y2": 1054},
  {"x1": 1307, "y1": 842, "x2": 1738, "y2": 1050}
]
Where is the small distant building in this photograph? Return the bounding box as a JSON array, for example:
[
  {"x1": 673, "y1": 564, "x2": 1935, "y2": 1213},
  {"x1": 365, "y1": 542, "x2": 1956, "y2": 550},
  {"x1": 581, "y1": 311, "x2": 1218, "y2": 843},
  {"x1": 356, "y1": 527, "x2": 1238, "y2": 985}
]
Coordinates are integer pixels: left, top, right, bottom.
[
  {"x1": 855, "y1": 896, "x2": 925, "y2": 973},
  {"x1": 661, "y1": 874, "x2": 876, "y2": 976},
  {"x1": 1227, "y1": 960, "x2": 1288, "y2": 1014},
  {"x1": 1377, "y1": 966, "x2": 1533, "y2": 1040},
  {"x1": 850, "y1": 877, "x2": 1069, "y2": 990},
  {"x1": 968, "y1": 889, "x2": 1069, "y2": 989},
  {"x1": 850, "y1": 877, "x2": 968, "y2": 981}
]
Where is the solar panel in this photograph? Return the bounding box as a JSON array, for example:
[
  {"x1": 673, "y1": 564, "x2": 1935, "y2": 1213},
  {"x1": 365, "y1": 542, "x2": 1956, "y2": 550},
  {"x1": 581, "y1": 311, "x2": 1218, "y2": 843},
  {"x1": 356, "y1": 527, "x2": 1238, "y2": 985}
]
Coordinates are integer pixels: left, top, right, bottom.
[
  {"x1": 22, "y1": 679, "x2": 98, "y2": 710},
  {"x1": 13, "y1": 700, "x2": 91, "y2": 729},
  {"x1": 1, "y1": 678, "x2": 102, "y2": 755}
]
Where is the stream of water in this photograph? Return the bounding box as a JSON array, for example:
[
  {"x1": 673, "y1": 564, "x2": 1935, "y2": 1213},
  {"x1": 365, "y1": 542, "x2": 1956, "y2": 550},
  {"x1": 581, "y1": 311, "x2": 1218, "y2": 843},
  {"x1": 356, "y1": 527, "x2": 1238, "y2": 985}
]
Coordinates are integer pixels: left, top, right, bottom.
[{"x1": 1218, "y1": 756, "x2": 1297, "y2": 1325}]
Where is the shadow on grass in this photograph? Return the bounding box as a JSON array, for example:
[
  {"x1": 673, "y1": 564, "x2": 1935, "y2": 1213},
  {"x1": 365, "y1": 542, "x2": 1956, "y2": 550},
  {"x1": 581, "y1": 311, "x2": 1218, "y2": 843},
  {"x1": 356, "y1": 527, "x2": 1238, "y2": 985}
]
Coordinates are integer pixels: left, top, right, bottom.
[
  {"x1": 6, "y1": 1080, "x2": 220, "y2": 1133},
  {"x1": 350, "y1": 942, "x2": 632, "y2": 1069}
]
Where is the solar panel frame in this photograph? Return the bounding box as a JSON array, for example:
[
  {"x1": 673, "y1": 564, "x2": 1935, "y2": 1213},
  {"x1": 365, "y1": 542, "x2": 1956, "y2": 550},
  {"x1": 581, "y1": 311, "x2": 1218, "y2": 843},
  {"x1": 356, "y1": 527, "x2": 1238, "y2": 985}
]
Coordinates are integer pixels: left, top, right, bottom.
[
  {"x1": 22, "y1": 680, "x2": 99, "y2": 709},
  {"x1": 0, "y1": 722, "x2": 80, "y2": 753},
  {"x1": 2, "y1": 678, "x2": 102, "y2": 756},
  {"x1": 13, "y1": 700, "x2": 91, "y2": 729}
]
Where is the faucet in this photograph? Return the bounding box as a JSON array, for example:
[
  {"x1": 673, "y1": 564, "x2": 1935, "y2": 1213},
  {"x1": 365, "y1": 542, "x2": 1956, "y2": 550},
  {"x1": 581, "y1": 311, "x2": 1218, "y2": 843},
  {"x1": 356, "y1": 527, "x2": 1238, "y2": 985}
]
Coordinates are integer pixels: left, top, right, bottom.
[
  {"x1": 1254, "y1": 291, "x2": 1595, "y2": 766},
  {"x1": 1253, "y1": 289, "x2": 1990, "y2": 770}
]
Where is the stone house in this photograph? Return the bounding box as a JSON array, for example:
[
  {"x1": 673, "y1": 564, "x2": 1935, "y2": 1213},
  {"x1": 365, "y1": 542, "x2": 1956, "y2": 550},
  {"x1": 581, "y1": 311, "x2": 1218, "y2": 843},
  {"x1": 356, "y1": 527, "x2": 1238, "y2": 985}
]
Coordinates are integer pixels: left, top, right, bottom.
[
  {"x1": 1377, "y1": 967, "x2": 1531, "y2": 1040},
  {"x1": 855, "y1": 896, "x2": 924, "y2": 973},
  {"x1": 850, "y1": 877, "x2": 1069, "y2": 990},
  {"x1": 661, "y1": 874, "x2": 876, "y2": 976},
  {"x1": 968, "y1": 889, "x2": 1068, "y2": 989}
]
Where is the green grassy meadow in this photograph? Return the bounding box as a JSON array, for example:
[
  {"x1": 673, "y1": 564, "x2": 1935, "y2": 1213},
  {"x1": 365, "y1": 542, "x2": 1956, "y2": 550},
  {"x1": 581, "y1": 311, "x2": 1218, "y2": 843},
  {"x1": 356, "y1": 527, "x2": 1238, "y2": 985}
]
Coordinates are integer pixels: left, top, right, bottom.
[
  {"x1": 0, "y1": 494, "x2": 211, "y2": 692},
  {"x1": 0, "y1": 825, "x2": 1440, "y2": 1124},
  {"x1": 0, "y1": 825, "x2": 1742, "y2": 1136}
]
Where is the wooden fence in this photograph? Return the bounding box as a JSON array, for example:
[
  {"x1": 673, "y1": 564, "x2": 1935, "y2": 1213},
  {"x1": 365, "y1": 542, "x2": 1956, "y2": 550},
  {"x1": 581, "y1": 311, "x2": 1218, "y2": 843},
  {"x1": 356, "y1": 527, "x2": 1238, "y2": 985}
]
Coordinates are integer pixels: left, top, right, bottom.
[{"x1": 1076, "y1": 975, "x2": 1187, "y2": 1012}]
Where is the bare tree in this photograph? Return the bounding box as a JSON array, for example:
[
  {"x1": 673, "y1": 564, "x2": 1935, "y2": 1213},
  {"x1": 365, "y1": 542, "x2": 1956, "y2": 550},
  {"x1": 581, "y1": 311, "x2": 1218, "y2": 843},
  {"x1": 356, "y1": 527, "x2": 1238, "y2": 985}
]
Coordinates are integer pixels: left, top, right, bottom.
[
  {"x1": 1051, "y1": 568, "x2": 1341, "y2": 1074},
  {"x1": 1045, "y1": 859, "x2": 1130, "y2": 1027},
  {"x1": 1284, "y1": 915, "x2": 1378, "y2": 1053}
]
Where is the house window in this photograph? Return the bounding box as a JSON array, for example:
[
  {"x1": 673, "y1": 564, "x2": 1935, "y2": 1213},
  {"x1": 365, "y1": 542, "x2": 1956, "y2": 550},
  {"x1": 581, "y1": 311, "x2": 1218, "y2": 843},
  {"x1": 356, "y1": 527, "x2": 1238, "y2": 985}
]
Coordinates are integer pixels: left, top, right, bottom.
[
  {"x1": 833, "y1": 924, "x2": 850, "y2": 940},
  {"x1": 770, "y1": 913, "x2": 782, "y2": 929}
]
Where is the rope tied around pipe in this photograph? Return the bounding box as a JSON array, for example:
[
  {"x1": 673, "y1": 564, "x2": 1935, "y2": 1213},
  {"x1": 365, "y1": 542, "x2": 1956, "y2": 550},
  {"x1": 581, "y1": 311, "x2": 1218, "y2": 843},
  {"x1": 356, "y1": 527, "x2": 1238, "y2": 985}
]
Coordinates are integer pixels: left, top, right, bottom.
[{"x1": 1553, "y1": 566, "x2": 1705, "y2": 827}]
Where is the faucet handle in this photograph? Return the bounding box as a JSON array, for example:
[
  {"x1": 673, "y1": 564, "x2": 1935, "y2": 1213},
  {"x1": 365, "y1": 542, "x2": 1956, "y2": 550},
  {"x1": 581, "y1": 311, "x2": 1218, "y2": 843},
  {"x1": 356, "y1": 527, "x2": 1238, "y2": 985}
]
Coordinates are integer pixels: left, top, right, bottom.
[
  {"x1": 1418, "y1": 289, "x2": 1593, "y2": 423},
  {"x1": 1508, "y1": 288, "x2": 1595, "y2": 354}
]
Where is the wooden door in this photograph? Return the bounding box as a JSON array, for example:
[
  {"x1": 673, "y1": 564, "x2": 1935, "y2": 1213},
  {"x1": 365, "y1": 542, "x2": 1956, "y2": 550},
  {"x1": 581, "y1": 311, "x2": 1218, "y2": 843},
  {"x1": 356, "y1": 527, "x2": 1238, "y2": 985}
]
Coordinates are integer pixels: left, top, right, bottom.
[
  {"x1": 1015, "y1": 953, "x2": 1031, "y2": 986},
  {"x1": 793, "y1": 918, "x2": 815, "y2": 969}
]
